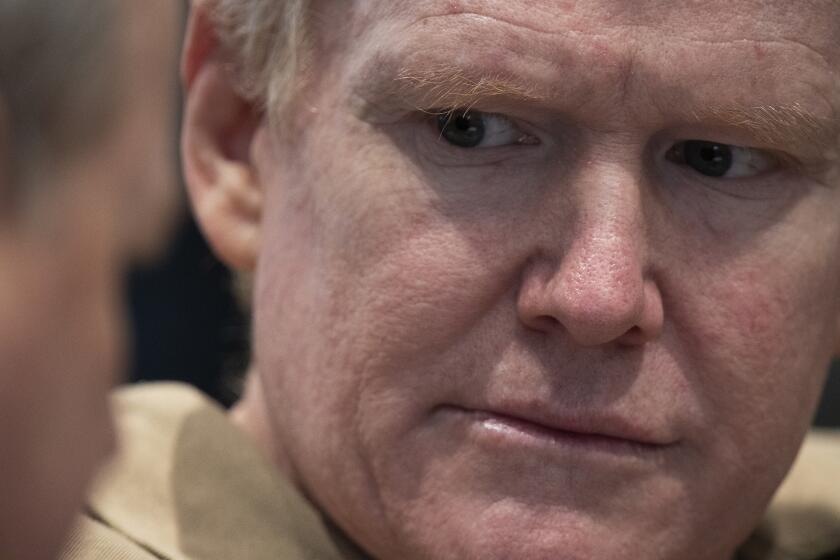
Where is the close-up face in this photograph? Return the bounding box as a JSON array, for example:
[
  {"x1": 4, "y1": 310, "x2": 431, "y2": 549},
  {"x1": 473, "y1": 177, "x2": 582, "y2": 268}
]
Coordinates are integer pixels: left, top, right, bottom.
[
  {"x1": 240, "y1": 1, "x2": 840, "y2": 559},
  {"x1": 0, "y1": 2, "x2": 179, "y2": 558}
]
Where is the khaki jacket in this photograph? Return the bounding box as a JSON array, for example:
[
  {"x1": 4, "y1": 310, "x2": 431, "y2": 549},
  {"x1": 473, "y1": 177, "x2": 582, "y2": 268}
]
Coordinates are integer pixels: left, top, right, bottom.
[{"x1": 60, "y1": 384, "x2": 840, "y2": 560}]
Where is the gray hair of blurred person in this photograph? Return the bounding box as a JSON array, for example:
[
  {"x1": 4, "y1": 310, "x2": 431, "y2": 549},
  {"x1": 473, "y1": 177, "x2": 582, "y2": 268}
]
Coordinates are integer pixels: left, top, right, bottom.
[{"x1": 0, "y1": 0, "x2": 116, "y2": 201}]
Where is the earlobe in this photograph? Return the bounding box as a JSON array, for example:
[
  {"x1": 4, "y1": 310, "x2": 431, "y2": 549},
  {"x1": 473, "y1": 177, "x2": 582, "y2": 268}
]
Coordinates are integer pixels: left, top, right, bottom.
[{"x1": 181, "y1": 4, "x2": 263, "y2": 272}]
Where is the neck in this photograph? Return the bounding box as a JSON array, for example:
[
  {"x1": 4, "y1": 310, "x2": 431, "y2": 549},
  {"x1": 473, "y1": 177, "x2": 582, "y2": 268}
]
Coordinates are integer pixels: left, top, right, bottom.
[{"x1": 229, "y1": 368, "x2": 296, "y2": 480}]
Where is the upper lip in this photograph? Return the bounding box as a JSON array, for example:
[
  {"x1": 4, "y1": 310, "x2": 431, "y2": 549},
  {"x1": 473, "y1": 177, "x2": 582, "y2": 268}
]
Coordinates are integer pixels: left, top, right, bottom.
[{"x1": 447, "y1": 401, "x2": 678, "y2": 448}]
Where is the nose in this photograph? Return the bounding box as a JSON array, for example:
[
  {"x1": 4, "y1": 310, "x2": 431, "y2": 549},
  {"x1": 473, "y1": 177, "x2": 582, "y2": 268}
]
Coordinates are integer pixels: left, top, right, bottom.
[{"x1": 517, "y1": 186, "x2": 663, "y2": 347}]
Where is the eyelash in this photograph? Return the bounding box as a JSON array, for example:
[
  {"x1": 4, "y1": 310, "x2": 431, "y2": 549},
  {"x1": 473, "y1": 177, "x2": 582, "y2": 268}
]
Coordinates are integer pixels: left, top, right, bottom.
[
  {"x1": 420, "y1": 109, "x2": 532, "y2": 154},
  {"x1": 423, "y1": 109, "x2": 794, "y2": 181}
]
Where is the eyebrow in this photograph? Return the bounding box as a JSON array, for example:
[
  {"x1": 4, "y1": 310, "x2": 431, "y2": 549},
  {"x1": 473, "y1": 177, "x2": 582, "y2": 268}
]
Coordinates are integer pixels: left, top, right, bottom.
[
  {"x1": 390, "y1": 64, "x2": 546, "y2": 111},
  {"x1": 361, "y1": 60, "x2": 839, "y2": 156},
  {"x1": 692, "y1": 104, "x2": 839, "y2": 156}
]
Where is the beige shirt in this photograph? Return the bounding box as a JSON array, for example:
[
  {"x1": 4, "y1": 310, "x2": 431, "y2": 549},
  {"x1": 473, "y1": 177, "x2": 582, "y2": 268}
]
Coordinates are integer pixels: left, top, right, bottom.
[{"x1": 60, "y1": 384, "x2": 840, "y2": 560}]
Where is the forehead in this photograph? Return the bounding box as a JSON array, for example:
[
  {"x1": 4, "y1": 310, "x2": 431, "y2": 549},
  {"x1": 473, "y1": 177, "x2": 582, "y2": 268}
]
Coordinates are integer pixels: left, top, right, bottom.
[
  {"x1": 326, "y1": 0, "x2": 840, "y2": 153},
  {"x1": 336, "y1": 3, "x2": 839, "y2": 94},
  {"x1": 348, "y1": 0, "x2": 840, "y2": 57}
]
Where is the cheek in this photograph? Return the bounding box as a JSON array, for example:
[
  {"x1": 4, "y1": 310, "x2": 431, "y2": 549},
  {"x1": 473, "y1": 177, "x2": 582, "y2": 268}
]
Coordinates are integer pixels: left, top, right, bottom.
[
  {"x1": 259, "y1": 120, "x2": 524, "y2": 374},
  {"x1": 253, "y1": 133, "x2": 531, "y2": 516},
  {"x1": 669, "y1": 226, "x2": 840, "y2": 469},
  {"x1": 318, "y1": 150, "x2": 542, "y2": 404},
  {"x1": 257, "y1": 159, "x2": 511, "y2": 412}
]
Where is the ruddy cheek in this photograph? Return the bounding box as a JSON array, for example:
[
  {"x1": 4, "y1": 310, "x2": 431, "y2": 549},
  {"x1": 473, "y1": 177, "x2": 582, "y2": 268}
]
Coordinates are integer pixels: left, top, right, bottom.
[
  {"x1": 700, "y1": 266, "x2": 831, "y2": 419},
  {"x1": 691, "y1": 285, "x2": 782, "y2": 361}
]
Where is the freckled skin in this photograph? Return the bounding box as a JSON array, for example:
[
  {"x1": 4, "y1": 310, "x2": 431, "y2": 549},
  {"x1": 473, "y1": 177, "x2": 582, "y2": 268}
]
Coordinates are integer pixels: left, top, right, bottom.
[{"x1": 232, "y1": 2, "x2": 840, "y2": 559}]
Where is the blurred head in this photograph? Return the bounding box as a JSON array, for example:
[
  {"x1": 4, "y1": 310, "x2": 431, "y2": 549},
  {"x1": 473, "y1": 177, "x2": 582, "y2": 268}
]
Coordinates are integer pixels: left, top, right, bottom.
[
  {"x1": 184, "y1": 1, "x2": 840, "y2": 558},
  {"x1": 0, "y1": 1, "x2": 179, "y2": 558}
]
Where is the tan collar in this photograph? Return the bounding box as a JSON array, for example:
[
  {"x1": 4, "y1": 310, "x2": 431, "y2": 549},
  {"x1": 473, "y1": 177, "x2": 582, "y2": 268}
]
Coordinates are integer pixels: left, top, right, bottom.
[
  {"x1": 738, "y1": 429, "x2": 840, "y2": 560},
  {"x1": 87, "y1": 383, "x2": 367, "y2": 560},
  {"x1": 88, "y1": 383, "x2": 840, "y2": 560}
]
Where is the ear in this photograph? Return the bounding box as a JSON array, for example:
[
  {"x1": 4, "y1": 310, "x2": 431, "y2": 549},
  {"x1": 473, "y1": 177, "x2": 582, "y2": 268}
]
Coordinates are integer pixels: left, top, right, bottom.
[{"x1": 181, "y1": 3, "x2": 263, "y2": 271}]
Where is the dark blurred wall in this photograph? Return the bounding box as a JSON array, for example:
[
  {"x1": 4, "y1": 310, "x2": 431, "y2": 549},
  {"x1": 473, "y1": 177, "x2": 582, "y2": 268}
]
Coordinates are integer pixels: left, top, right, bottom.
[
  {"x1": 127, "y1": 213, "x2": 247, "y2": 407},
  {"x1": 816, "y1": 362, "x2": 840, "y2": 427},
  {"x1": 125, "y1": 1, "x2": 251, "y2": 405}
]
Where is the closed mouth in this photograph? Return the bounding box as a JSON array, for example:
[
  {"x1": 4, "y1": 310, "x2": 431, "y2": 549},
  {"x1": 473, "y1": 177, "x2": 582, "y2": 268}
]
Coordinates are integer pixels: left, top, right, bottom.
[{"x1": 441, "y1": 404, "x2": 676, "y2": 455}]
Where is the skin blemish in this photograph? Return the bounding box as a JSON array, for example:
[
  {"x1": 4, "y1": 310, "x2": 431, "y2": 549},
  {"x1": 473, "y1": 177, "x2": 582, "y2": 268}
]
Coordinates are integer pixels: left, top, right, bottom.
[{"x1": 445, "y1": 0, "x2": 463, "y2": 16}]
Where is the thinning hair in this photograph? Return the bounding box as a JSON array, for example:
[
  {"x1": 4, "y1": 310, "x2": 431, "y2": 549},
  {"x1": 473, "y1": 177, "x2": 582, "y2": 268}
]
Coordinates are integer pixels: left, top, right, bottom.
[
  {"x1": 206, "y1": 0, "x2": 309, "y2": 115},
  {"x1": 0, "y1": 0, "x2": 117, "y2": 193},
  {"x1": 204, "y1": 0, "x2": 309, "y2": 311}
]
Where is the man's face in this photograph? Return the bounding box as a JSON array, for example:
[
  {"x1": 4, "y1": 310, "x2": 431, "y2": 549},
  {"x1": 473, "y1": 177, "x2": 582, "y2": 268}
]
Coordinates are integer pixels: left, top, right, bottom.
[
  {"x1": 0, "y1": 2, "x2": 178, "y2": 558},
  {"x1": 249, "y1": 2, "x2": 840, "y2": 558}
]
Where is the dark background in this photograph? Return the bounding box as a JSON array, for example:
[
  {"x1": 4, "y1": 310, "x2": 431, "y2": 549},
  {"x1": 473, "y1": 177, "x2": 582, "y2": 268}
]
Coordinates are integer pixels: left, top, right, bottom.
[
  {"x1": 127, "y1": 213, "x2": 840, "y2": 426},
  {"x1": 127, "y1": 214, "x2": 247, "y2": 408}
]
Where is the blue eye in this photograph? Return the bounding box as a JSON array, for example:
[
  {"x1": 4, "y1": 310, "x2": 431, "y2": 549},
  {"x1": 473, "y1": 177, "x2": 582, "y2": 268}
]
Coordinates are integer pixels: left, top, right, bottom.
[
  {"x1": 436, "y1": 110, "x2": 536, "y2": 149},
  {"x1": 667, "y1": 140, "x2": 778, "y2": 178}
]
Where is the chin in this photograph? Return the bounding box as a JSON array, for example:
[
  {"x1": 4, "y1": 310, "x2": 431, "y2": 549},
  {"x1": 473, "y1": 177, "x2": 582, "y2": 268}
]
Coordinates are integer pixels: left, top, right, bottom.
[
  {"x1": 384, "y1": 498, "x2": 724, "y2": 560},
  {"x1": 404, "y1": 521, "x2": 633, "y2": 560}
]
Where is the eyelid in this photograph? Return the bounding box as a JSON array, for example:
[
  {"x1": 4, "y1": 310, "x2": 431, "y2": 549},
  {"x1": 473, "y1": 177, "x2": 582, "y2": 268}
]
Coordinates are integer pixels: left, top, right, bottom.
[
  {"x1": 666, "y1": 140, "x2": 782, "y2": 180},
  {"x1": 433, "y1": 108, "x2": 540, "y2": 148}
]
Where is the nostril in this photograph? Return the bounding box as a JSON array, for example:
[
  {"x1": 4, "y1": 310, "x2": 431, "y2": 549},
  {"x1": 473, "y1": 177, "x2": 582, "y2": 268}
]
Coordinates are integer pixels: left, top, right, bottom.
[
  {"x1": 530, "y1": 314, "x2": 561, "y2": 332},
  {"x1": 516, "y1": 254, "x2": 663, "y2": 346},
  {"x1": 617, "y1": 325, "x2": 646, "y2": 346}
]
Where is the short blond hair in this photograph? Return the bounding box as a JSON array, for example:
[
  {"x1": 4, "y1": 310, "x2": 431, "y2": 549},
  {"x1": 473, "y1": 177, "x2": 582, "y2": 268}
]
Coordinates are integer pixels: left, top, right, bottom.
[
  {"x1": 206, "y1": 0, "x2": 309, "y2": 114},
  {"x1": 204, "y1": 0, "x2": 309, "y2": 309}
]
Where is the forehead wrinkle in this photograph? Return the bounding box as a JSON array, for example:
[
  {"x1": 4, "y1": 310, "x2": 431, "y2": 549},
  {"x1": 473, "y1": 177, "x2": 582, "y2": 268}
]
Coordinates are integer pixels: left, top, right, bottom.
[{"x1": 348, "y1": 10, "x2": 840, "y2": 158}]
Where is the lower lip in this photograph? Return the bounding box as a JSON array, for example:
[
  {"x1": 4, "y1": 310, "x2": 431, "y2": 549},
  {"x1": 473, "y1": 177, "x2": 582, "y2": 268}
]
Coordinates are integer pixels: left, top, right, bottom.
[{"x1": 443, "y1": 407, "x2": 667, "y2": 458}]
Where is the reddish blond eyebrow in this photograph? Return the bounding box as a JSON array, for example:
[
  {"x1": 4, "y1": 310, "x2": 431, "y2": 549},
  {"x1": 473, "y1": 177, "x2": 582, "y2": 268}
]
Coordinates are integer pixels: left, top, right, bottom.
[
  {"x1": 693, "y1": 104, "x2": 838, "y2": 154},
  {"x1": 393, "y1": 64, "x2": 545, "y2": 111},
  {"x1": 381, "y1": 64, "x2": 839, "y2": 155}
]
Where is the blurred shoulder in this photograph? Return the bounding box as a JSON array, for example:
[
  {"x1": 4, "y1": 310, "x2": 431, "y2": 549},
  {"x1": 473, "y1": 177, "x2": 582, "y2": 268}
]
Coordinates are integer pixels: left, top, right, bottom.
[
  {"x1": 110, "y1": 381, "x2": 218, "y2": 420},
  {"x1": 59, "y1": 382, "x2": 364, "y2": 560},
  {"x1": 58, "y1": 382, "x2": 226, "y2": 560},
  {"x1": 744, "y1": 429, "x2": 840, "y2": 560},
  {"x1": 777, "y1": 429, "x2": 840, "y2": 511},
  {"x1": 59, "y1": 516, "x2": 159, "y2": 560}
]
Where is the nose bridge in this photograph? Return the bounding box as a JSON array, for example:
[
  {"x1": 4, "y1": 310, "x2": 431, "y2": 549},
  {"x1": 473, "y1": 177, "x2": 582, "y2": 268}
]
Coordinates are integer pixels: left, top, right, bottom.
[
  {"x1": 563, "y1": 182, "x2": 644, "y2": 294},
  {"x1": 518, "y1": 161, "x2": 657, "y2": 347}
]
